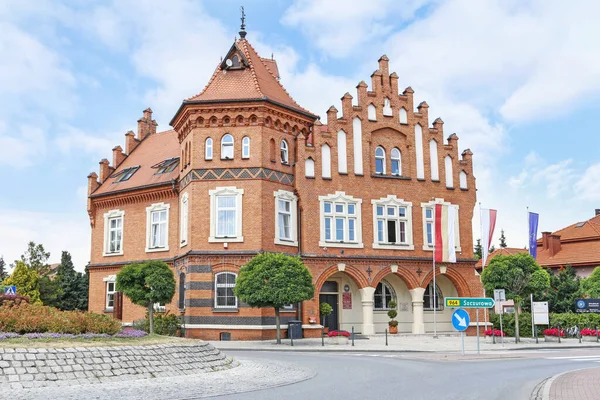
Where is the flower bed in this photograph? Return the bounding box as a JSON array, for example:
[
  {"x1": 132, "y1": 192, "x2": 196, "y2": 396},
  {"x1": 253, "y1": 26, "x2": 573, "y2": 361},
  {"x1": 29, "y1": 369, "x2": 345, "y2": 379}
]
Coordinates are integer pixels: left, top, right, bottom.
[
  {"x1": 0, "y1": 328, "x2": 147, "y2": 341},
  {"x1": 327, "y1": 330, "x2": 351, "y2": 338},
  {"x1": 543, "y1": 328, "x2": 565, "y2": 337},
  {"x1": 484, "y1": 329, "x2": 505, "y2": 337}
]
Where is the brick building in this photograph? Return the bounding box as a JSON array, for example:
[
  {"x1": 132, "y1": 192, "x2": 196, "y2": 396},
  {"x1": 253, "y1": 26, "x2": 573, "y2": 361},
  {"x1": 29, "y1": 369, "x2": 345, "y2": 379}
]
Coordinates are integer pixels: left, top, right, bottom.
[{"x1": 87, "y1": 27, "x2": 483, "y2": 340}]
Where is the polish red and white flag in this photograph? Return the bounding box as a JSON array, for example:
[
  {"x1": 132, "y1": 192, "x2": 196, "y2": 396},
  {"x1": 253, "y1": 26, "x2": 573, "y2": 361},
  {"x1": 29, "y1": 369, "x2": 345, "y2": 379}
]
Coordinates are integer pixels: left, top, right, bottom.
[
  {"x1": 434, "y1": 203, "x2": 457, "y2": 263},
  {"x1": 481, "y1": 209, "x2": 497, "y2": 268}
]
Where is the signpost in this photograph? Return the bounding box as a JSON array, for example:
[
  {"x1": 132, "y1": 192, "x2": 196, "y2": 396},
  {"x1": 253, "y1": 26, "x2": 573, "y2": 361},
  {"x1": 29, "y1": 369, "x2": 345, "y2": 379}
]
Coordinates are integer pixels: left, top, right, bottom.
[
  {"x1": 445, "y1": 297, "x2": 495, "y2": 308},
  {"x1": 2, "y1": 286, "x2": 16, "y2": 296},
  {"x1": 452, "y1": 308, "x2": 470, "y2": 355},
  {"x1": 575, "y1": 299, "x2": 600, "y2": 313},
  {"x1": 494, "y1": 289, "x2": 506, "y2": 345}
]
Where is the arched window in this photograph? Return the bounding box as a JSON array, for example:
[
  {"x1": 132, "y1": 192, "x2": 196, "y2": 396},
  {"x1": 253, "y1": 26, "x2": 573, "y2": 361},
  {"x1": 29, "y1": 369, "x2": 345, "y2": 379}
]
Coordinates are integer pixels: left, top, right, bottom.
[
  {"x1": 383, "y1": 97, "x2": 392, "y2": 116},
  {"x1": 423, "y1": 282, "x2": 443, "y2": 311},
  {"x1": 178, "y1": 272, "x2": 186, "y2": 310},
  {"x1": 391, "y1": 148, "x2": 401, "y2": 176},
  {"x1": 305, "y1": 158, "x2": 315, "y2": 178},
  {"x1": 399, "y1": 107, "x2": 408, "y2": 124},
  {"x1": 214, "y1": 272, "x2": 237, "y2": 308},
  {"x1": 460, "y1": 171, "x2": 468, "y2": 189},
  {"x1": 430, "y1": 140, "x2": 439, "y2": 181},
  {"x1": 337, "y1": 130, "x2": 347, "y2": 174},
  {"x1": 445, "y1": 156, "x2": 454, "y2": 188},
  {"x1": 374, "y1": 280, "x2": 395, "y2": 309},
  {"x1": 368, "y1": 104, "x2": 377, "y2": 121},
  {"x1": 281, "y1": 140, "x2": 289, "y2": 164},
  {"x1": 221, "y1": 134, "x2": 234, "y2": 159},
  {"x1": 375, "y1": 146, "x2": 385, "y2": 174},
  {"x1": 242, "y1": 136, "x2": 250, "y2": 159},
  {"x1": 321, "y1": 144, "x2": 331, "y2": 178},
  {"x1": 205, "y1": 138, "x2": 213, "y2": 160}
]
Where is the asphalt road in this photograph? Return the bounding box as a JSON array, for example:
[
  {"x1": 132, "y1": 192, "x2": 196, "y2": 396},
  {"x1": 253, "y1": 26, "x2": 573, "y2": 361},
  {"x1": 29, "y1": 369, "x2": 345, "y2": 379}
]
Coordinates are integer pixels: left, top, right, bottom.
[{"x1": 212, "y1": 350, "x2": 600, "y2": 400}]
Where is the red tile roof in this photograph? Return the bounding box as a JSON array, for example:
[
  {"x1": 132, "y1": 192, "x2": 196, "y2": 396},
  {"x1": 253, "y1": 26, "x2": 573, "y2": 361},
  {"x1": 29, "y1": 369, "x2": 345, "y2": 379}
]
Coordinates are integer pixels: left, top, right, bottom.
[
  {"x1": 537, "y1": 240, "x2": 600, "y2": 268},
  {"x1": 544, "y1": 215, "x2": 600, "y2": 241},
  {"x1": 186, "y1": 39, "x2": 316, "y2": 118},
  {"x1": 92, "y1": 130, "x2": 179, "y2": 196},
  {"x1": 475, "y1": 248, "x2": 528, "y2": 268}
]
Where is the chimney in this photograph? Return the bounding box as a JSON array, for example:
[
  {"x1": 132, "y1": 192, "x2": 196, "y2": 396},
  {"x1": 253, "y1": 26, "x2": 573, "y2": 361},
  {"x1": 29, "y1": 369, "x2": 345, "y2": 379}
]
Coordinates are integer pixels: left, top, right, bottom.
[
  {"x1": 125, "y1": 130, "x2": 140, "y2": 154},
  {"x1": 548, "y1": 234, "x2": 562, "y2": 257},
  {"x1": 98, "y1": 159, "x2": 114, "y2": 184},
  {"x1": 112, "y1": 145, "x2": 126, "y2": 167},
  {"x1": 137, "y1": 107, "x2": 157, "y2": 140},
  {"x1": 541, "y1": 231, "x2": 551, "y2": 249},
  {"x1": 596, "y1": 209, "x2": 600, "y2": 216},
  {"x1": 87, "y1": 172, "x2": 100, "y2": 195}
]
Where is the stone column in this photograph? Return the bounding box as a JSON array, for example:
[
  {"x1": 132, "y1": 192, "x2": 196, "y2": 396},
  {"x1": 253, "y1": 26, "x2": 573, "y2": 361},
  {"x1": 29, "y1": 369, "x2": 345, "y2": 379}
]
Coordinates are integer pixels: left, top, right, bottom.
[
  {"x1": 359, "y1": 287, "x2": 376, "y2": 335},
  {"x1": 410, "y1": 287, "x2": 426, "y2": 334}
]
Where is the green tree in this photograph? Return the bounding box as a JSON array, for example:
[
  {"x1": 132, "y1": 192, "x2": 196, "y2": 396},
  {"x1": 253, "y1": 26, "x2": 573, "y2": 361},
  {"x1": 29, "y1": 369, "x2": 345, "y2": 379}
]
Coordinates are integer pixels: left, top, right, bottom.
[
  {"x1": 39, "y1": 275, "x2": 62, "y2": 307},
  {"x1": 55, "y1": 251, "x2": 88, "y2": 311},
  {"x1": 16, "y1": 241, "x2": 51, "y2": 276},
  {"x1": 481, "y1": 253, "x2": 550, "y2": 342},
  {"x1": 116, "y1": 261, "x2": 175, "y2": 334},
  {"x1": 474, "y1": 239, "x2": 482, "y2": 260},
  {"x1": 544, "y1": 266, "x2": 581, "y2": 313},
  {"x1": 3, "y1": 261, "x2": 42, "y2": 304},
  {"x1": 0, "y1": 256, "x2": 8, "y2": 281},
  {"x1": 581, "y1": 266, "x2": 600, "y2": 298},
  {"x1": 234, "y1": 253, "x2": 315, "y2": 344},
  {"x1": 499, "y1": 230, "x2": 507, "y2": 248}
]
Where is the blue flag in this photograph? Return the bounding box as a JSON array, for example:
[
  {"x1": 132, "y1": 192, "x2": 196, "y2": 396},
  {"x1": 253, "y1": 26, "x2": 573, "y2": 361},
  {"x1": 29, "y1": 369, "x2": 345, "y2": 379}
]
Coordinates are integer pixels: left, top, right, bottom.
[{"x1": 529, "y1": 212, "x2": 539, "y2": 259}]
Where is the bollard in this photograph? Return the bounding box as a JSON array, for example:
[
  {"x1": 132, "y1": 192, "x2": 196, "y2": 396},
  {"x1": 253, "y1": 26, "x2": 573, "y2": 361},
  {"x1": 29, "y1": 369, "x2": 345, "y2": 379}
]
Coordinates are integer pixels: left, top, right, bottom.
[
  {"x1": 291, "y1": 331, "x2": 294, "y2": 347},
  {"x1": 493, "y1": 332, "x2": 496, "y2": 344},
  {"x1": 352, "y1": 326, "x2": 355, "y2": 347},
  {"x1": 558, "y1": 325, "x2": 561, "y2": 344},
  {"x1": 322, "y1": 328, "x2": 325, "y2": 347},
  {"x1": 385, "y1": 329, "x2": 388, "y2": 346},
  {"x1": 597, "y1": 326, "x2": 599, "y2": 343},
  {"x1": 578, "y1": 325, "x2": 581, "y2": 343},
  {"x1": 535, "y1": 326, "x2": 539, "y2": 344}
]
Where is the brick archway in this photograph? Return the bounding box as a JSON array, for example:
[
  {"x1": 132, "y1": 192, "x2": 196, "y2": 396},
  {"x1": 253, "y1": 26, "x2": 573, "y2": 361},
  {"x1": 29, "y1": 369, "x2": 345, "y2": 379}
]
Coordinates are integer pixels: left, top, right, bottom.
[
  {"x1": 314, "y1": 264, "x2": 370, "y2": 293},
  {"x1": 420, "y1": 266, "x2": 473, "y2": 297},
  {"x1": 370, "y1": 266, "x2": 420, "y2": 290}
]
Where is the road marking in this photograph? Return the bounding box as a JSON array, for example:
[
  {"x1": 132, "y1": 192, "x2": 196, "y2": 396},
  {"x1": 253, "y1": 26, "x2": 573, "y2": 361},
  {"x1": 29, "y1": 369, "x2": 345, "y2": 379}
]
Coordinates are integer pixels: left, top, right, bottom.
[{"x1": 546, "y1": 355, "x2": 600, "y2": 359}]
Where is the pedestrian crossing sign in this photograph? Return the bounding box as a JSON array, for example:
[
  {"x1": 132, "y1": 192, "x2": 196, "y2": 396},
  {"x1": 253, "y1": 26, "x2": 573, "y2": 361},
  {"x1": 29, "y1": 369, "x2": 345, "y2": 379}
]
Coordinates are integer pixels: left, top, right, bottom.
[{"x1": 3, "y1": 286, "x2": 16, "y2": 296}]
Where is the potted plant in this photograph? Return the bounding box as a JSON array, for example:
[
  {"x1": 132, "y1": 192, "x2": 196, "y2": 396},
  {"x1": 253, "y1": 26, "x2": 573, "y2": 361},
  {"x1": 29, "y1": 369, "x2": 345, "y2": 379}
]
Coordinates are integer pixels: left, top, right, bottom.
[
  {"x1": 543, "y1": 327, "x2": 565, "y2": 342},
  {"x1": 580, "y1": 328, "x2": 599, "y2": 342},
  {"x1": 387, "y1": 301, "x2": 398, "y2": 334},
  {"x1": 320, "y1": 302, "x2": 333, "y2": 333},
  {"x1": 327, "y1": 330, "x2": 350, "y2": 345}
]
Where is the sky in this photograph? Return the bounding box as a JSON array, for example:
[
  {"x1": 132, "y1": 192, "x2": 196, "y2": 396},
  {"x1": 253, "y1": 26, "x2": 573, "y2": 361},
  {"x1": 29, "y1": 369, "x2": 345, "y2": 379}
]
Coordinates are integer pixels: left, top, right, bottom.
[{"x1": 1, "y1": 0, "x2": 599, "y2": 271}]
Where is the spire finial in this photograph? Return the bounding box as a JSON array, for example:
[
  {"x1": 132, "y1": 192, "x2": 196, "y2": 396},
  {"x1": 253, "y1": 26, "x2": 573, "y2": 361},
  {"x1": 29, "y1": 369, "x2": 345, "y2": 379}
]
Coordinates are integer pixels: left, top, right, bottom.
[{"x1": 239, "y1": 6, "x2": 247, "y2": 39}]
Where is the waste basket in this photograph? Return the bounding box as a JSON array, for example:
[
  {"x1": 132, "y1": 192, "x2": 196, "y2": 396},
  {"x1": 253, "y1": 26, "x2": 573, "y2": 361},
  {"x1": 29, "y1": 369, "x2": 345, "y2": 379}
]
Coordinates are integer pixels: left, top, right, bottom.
[{"x1": 287, "y1": 320, "x2": 303, "y2": 339}]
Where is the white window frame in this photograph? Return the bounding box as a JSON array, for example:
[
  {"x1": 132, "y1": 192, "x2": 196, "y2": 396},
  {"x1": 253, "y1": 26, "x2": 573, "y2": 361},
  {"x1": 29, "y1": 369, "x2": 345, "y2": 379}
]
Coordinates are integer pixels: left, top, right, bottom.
[
  {"x1": 281, "y1": 140, "x2": 289, "y2": 164},
  {"x1": 153, "y1": 302, "x2": 166, "y2": 313},
  {"x1": 214, "y1": 272, "x2": 238, "y2": 309},
  {"x1": 274, "y1": 190, "x2": 298, "y2": 247},
  {"x1": 375, "y1": 146, "x2": 386, "y2": 174},
  {"x1": 391, "y1": 148, "x2": 401, "y2": 176},
  {"x1": 221, "y1": 134, "x2": 234, "y2": 160},
  {"x1": 372, "y1": 195, "x2": 414, "y2": 250},
  {"x1": 103, "y1": 275, "x2": 116, "y2": 310},
  {"x1": 423, "y1": 282, "x2": 443, "y2": 311},
  {"x1": 103, "y1": 209, "x2": 124, "y2": 256},
  {"x1": 319, "y1": 191, "x2": 363, "y2": 249},
  {"x1": 209, "y1": 186, "x2": 244, "y2": 242},
  {"x1": 242, "y1": 136, "x2": 250, "y2": 159},
  {"x1": 374, "y1": 280, "x2": 396, "y2": 310},
  {"x1": 205, "y1": 137, "x2": 213, "y2": 160},
  {"x1": 145, "y1": 202, "x2": 170, "y2": 252},
  {"x1": 180, "y1": 192, "x2": 189, "y2": 247},
  {"x1": 421, "y1": 198, "x2": 461, "y2": 252}
]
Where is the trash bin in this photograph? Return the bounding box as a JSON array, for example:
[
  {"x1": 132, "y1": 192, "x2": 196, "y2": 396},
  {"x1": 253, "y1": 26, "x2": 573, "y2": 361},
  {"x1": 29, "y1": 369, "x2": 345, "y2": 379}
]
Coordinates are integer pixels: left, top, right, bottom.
[{"x1": 287, "y1": 320, "x2": 303, "y2": 339}]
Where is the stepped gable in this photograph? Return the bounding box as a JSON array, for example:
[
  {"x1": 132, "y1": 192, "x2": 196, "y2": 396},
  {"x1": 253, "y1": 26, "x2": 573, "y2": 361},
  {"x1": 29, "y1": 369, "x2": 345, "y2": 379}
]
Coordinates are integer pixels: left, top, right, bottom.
[
  {"x1": 92, "y1": 129, "x2": 178, "y2": 196},
  {"x1": 185, "y1": 38, "x2": 316, "y2": 118}
]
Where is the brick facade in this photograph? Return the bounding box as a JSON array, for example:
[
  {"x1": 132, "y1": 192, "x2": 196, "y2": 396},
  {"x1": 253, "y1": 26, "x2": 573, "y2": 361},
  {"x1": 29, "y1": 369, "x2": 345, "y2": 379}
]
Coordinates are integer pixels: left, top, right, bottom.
[{"x1": 87, "y1": 33, "x2": 484, "y2": 340}]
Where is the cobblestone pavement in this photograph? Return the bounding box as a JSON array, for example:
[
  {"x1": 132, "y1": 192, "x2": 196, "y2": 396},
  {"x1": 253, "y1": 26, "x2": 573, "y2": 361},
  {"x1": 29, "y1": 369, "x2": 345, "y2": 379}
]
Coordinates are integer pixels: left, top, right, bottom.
[
  {"x1": 540, "y1": 367, "x2": 600, "y2": 400},
  {"x1": 0, "y1": 358, "x2": 315, "y2": 400}
]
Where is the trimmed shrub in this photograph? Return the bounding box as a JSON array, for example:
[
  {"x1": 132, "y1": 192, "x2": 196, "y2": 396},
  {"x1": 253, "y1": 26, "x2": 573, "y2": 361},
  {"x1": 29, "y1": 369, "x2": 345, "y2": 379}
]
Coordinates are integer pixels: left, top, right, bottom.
[
  {"x1": 0, "y1": 294, "x2": 30, "y2": 307},
  {"x1": 133, "y1": 312, "x2": 181, "y2": 336},
  {"x1": 489, "y1": 312, "x2": 600, "y2": 337}
]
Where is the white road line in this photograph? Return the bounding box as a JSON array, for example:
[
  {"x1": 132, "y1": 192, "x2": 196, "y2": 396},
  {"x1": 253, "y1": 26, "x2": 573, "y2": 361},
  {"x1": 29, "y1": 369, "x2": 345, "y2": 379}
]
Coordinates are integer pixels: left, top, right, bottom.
[{"x1": 546, "y1": 355, "x2": 600, "y2": 359}]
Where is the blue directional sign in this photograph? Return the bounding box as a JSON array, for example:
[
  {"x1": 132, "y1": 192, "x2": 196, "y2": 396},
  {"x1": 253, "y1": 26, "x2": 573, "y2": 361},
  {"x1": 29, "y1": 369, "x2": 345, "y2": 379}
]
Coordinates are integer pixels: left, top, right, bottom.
[
  {"x1": 452, "y1": 308, "x2": 470, "y2": 332},
  {"x1": 3, "y1": 286, "x2": 16, "y2": 296}
]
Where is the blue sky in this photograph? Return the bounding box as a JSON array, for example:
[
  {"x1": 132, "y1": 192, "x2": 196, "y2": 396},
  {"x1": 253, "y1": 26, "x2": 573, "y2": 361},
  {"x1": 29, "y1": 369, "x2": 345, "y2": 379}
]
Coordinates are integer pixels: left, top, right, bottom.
[{"x1": 1, "y1": 0, "x2": 599, "y2": 270}]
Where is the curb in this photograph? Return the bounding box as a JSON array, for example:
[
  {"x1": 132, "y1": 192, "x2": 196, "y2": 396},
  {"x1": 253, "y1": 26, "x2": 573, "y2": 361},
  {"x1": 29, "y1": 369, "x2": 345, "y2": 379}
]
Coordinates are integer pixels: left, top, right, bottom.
[{"x1": 538, "y1": 367, "x2": 594, "y2": 400}]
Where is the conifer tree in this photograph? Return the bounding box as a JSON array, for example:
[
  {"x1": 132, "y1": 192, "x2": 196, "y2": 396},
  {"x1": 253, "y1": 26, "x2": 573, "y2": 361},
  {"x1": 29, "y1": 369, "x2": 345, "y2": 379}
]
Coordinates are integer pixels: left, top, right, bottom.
[
  {"x1": 499, "y1": 229, "x2": 507, "y2": 248},
  {"x1": 0, "y1": 256, "x2": 8, "y2": 281}
]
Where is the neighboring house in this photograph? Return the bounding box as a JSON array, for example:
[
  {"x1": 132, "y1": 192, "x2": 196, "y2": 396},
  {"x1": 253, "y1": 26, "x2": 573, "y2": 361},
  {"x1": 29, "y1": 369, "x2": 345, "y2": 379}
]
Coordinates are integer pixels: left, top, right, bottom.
[
  {"x1": 476, "y1": 210, "x2": 600, "y2": 278},
  {"x1": 86, "y1": 24, "x2": 482, "y2": 340}
]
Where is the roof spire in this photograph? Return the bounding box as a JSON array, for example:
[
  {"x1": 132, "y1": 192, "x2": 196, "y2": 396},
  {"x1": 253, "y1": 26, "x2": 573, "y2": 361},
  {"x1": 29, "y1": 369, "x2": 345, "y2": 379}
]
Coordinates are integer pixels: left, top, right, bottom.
[{"x1": 239, "y1": 6, "x2": 247, "y2": 39}]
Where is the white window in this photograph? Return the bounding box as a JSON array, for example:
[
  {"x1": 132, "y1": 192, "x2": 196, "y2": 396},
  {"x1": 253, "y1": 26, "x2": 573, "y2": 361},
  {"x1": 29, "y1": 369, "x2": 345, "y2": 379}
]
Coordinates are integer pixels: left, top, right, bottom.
[
  {"x1": 391, "y1": 148, "x2": 401, "y2": 176},
  {"x1": 153, "y1": 302, "x2": 166, "y2": 313},
  {"x1": 383, "y1": 97, "x2": 392, "y2": 116},
  {"x1": 399, "y1": 107, "x2": 408, "y2": 124},
  {"x1": 221, "y1": 134, "x2": 234, "y2": 159},
  {"x1": 415, "y1": 124, "x2": 424, "y2": 179},
  {"x1": 460, "y1": 170, "x2": 468, "y2": 189},
  {"x1": 274, "y1": 190, "x2": 298, "y2": 246},
  {"x1": 424, "y1": 283, "x2": 443, "y2": 311},
  {"x1": 205, "y1": 137, "x2": 213, "y2": 160},
  {"x1": 368, "y1": 104, "x2": 377, "y2": 121},
  {"x1": 374, "y1": 281, "x2": 395, "y2": 310},
  {"x1": 305, "y1": 158, "x2": 315, "y2": 178},
  {"x1": 281, "y1": 140, "x2": 289, "y2": 164},
  {"x1": 146, "y1": 202, "x2": 170, "y2": 252},
  {"x1": 242, "y1": 136, "x2": 250, "y2": 159},
  {"x1": 375, "y1": 146, "x2": 385, "y2": 174},
  {"x1": 430, "y1": 140, "x2": 439, "y2": 181},
  {"x1": 180, "y1": 192, "x2": 189, "y2": 247},
  {"x1": 337, "y1": 130, "x2": 347, "y2": 174},
  {"x1": 103, "y1": 210, "x2": 124, "y2": 256},
  {"x1": 353, "y1": 117, "x2": 363, "y2": 175},
  {"x1": 445, "y1": 156, "x2": 454, "y2": 188},
  {"x1": 421, "y1": 199, "x2": 461, "y2": 252},
  {"x1": 372, "y1": 195, "x2": 414, "y2": 250},
  {"x1": 103, "y1": 275, "x2": 116, "y2": 310},
  {"x1": 321, "y1": 144, "x2": 331, "y2": 178},
  {"x1": 319, "y1": 192, "x2": 363, "y2": 248},
  {"x1": 209, "y1": 187, "x2": 244, "y2": 242},
  {"x1": 215, "y1": 272, "x2": 237, "y2": 308}
]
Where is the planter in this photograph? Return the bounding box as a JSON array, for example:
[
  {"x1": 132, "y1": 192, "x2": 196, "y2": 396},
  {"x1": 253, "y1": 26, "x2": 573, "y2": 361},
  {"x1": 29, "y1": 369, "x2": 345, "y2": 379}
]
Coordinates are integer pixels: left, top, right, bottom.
[
  {"x1": 327, "y1": 336, "x2": 349, "y2": 345},
  {"x1": 582, "y1": 336, "x2": 599, "y2": 343},
  {"x1": 389, "y1": 325, "x2": 398, "y2": 334},
  {"x1": 544, "y1": 335, "x2": 561, "y2": 342}
]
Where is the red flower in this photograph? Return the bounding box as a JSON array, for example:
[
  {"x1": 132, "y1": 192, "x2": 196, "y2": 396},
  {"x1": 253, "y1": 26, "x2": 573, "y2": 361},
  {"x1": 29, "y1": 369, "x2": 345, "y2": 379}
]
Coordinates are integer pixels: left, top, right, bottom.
[
  {"x1": 542, "y1": 328, "x2": 565, "y2": 337},
  {"x1": 327, "y1": 330, "x2": 351, "y2": 337}
]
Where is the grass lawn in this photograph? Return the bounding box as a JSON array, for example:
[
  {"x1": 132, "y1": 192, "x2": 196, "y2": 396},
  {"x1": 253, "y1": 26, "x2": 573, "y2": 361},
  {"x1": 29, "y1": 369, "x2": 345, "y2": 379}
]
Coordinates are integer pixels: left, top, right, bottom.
[{"x1": 0, "y1": 334, "x2": 202, "y2": 348}]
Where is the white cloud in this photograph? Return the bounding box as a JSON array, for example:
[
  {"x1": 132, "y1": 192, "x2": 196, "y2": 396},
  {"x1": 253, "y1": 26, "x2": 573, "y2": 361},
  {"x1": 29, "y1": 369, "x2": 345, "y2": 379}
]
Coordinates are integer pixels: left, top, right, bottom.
[
  {"x1": 0, "y1": 124, "x2": 48, "y2": 168},
  {"x1": 54, "y1": 126, "x2": 125, "y2": 157},
  {"x1": 575, "y1": 164, "x2": 600, "y2": 201}
]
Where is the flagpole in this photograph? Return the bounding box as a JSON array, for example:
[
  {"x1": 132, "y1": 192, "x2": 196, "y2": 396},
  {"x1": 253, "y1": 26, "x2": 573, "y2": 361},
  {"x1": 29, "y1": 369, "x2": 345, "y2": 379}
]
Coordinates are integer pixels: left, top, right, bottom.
[
  {"x1": 433, "y1": 203, "x2": 437, "y2": 339},
  {"x1": 479, "y1": 202, "x2": 488, "y2": 333}
]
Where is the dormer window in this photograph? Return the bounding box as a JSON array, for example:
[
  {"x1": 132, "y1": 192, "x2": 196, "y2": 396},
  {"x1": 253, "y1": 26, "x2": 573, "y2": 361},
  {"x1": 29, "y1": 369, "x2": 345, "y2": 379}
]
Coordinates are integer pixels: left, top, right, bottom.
[
  {"x1": 152, "y1": 158, "x2": 180, "y2": 175},
  {"x1": 221, "y1": 134, "x2": 234, "y2": 159},
  {"x1": 113, "y1": 166, "x2": 139, "y2": 182}
]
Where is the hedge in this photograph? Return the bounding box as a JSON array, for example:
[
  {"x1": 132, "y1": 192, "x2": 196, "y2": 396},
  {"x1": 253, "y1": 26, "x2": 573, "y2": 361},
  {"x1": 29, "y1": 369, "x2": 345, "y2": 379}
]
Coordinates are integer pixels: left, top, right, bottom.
[
  {"x1": 489, "y1": 312, "x2": 600, "y2": 337},
  {"x1": 0, "y1": 303, "x2": 121, "y2": 335}
]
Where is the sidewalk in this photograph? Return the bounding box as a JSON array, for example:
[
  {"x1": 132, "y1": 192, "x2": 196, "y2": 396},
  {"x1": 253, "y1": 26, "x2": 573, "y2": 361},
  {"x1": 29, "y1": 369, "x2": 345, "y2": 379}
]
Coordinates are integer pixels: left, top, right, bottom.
[
  {"x1": 208, "y1": 334, "x2": 600, "y2": 353},
  {"x1": 536, "y1": 367, "x2": 600, "y2": 400}
]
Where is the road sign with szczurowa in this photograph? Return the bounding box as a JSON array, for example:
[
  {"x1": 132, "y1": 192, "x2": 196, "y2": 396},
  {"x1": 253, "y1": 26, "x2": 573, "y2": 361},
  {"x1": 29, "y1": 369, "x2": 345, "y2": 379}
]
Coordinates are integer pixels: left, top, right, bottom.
[
  {"x1": 445, "y1": 297, "x2": 495, "y2": 308},
  {"x1": 452, "y1": 308, "x2": 470, "y2": 332}
]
